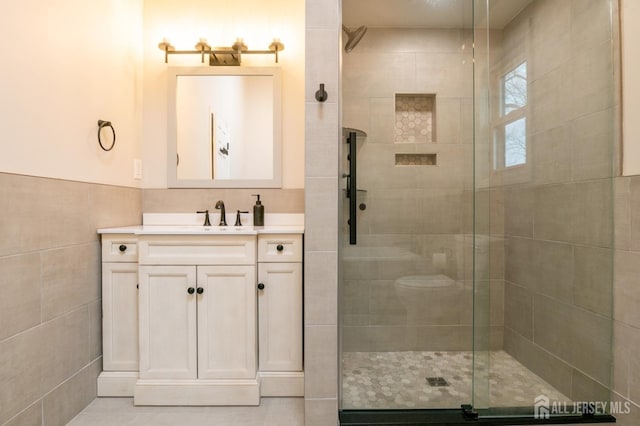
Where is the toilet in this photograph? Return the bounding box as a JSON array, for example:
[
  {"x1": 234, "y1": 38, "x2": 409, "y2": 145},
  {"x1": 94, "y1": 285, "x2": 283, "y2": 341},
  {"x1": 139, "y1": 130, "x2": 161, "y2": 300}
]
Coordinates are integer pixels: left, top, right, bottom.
[
  {"x1": 392, "y1": 234, "x2": 493, "y2": 324},
  {"x1": 393, "y1": 274, "x2": 460, "y2": 324},
  {"x1": 394, "y1": 274, "x2": 456, "y2": 294}
]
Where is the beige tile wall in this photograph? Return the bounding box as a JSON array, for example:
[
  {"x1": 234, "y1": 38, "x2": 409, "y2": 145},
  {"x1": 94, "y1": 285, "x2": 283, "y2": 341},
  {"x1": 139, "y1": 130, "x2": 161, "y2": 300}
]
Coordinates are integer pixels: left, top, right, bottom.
[
  {"x1": 340, "y1": 27, "x2": 483, "y2": 353},
  {"x1": 499, "y1": 0, "x2": 624, "y2": 412},
  {"x1": 0, "y1": 172, "x2": 141, "y2": 426},
  {"x1": 303, "y1": 0, "x2": 639, "y2": 423},
  {"x1": 0, "y1": 182, "x2": 302, "y2": 424},
  {"x1": 141, "y1": 188, "x2": 304, "y2": 214},
  {"x1": 304, "y1": 0, "x2": 340, "y2": 424},
  {"x1": 612, "y1": 175, "x2": 640, "y2": 423}
]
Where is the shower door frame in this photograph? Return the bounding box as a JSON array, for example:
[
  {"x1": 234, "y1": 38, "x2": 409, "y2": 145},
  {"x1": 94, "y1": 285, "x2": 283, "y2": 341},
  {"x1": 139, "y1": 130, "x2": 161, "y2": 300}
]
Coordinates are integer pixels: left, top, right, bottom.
[
  {"x1": 337, "y1": 0, "x2": 618, "y2": 424},
  {"x1": 337, "y1": 0, "x2": 481, "y2": 416}
]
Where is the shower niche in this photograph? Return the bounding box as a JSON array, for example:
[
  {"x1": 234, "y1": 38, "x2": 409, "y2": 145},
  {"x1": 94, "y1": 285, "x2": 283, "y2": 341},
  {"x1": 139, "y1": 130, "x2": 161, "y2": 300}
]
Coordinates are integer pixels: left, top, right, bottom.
[
  {"x1": 394, "y1": 93, "x2": 436, "y2": 144},
  {"x1": 395, "y1": 153, "x2": 437, "y2": 166}
]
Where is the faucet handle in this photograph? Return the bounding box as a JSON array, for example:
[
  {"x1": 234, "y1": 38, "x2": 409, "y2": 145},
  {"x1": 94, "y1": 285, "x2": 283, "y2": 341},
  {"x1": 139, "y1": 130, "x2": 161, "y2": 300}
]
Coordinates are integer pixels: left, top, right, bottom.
[
  {"x1": 197, "y1": 210, "x2": 211, "y2": 226},
  {"x1": 235, "y1": 210, "x2": 249, "y2": 226}
]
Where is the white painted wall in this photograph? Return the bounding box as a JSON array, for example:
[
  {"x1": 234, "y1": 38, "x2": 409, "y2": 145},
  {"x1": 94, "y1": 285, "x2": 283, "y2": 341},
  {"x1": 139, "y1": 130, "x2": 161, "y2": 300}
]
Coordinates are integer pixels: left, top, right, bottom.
[
  {"x1": 622, "y1": 0, "x2": 640, "y2": 176},
  {"x1": 141, "y1": 0, "x2": 305, "y2": 189},
  {"x1": 0, "y1": 0, "x2": 634, "y2": 183},
  {"x1": 0, "y1": 0, "x2": 143, "y2": 187}
]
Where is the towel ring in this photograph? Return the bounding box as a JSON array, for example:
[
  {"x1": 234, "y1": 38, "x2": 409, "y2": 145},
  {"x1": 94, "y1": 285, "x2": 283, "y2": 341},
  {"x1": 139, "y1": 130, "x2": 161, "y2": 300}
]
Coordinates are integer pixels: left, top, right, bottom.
[{"x1": 97, "y1": 120, "x2": 116, "y2": 151}]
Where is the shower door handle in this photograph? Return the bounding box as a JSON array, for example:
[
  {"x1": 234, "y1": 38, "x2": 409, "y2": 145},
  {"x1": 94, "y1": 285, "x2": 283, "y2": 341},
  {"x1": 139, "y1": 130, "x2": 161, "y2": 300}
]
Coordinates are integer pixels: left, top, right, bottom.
[{"x1": 347, "y1": 131, "x2": 357, "y2": 245}]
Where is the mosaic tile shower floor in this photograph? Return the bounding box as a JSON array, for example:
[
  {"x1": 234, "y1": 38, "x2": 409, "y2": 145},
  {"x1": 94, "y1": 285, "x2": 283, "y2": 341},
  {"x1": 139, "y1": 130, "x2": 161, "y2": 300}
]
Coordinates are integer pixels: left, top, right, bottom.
[{"x1": 342, "y1": 350, "x2": 570, "y2": 409}]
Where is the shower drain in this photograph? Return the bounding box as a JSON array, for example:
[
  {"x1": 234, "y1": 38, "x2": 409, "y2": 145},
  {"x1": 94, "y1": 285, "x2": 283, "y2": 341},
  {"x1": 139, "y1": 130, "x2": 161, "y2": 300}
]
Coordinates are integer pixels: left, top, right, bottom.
[{"x1": 425, "y1": 377, "x2": 449, "y2": 387}]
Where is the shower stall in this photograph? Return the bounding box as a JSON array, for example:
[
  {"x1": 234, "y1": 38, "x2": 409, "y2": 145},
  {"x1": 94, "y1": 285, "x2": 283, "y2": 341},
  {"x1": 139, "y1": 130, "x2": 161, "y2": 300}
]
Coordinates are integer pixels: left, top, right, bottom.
[{"x1": 339, "y1": 0, "x2": 617, "y2": 422}]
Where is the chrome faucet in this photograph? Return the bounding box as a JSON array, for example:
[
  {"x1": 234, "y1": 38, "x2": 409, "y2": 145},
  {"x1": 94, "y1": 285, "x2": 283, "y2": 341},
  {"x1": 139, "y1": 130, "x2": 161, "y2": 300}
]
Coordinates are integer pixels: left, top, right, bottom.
[{"x1": 215, "y1": 200, "x2": 227, "y2": 226}]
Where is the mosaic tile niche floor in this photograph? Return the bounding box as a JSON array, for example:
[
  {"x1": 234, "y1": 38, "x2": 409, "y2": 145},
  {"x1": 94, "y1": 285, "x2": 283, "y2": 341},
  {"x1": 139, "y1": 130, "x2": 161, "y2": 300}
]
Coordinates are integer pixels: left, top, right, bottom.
[{"x1": 342, "y1": 350, "x2": 570, "y2": 409}]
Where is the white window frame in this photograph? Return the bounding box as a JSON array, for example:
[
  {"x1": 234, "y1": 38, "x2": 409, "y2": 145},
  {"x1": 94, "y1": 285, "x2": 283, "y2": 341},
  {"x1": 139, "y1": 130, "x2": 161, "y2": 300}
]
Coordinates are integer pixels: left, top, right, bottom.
[{"x1": 493, "y1": 60, "x2": 529, "y2": 171}]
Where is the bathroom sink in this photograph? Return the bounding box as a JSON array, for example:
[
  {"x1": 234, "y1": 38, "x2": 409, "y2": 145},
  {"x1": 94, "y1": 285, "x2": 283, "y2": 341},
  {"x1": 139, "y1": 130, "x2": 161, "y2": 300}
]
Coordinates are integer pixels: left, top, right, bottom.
[
  {"x1": 137, "y1": 225, "x2": 258, "y2": 235},
  {"x1": 96, "y1": 213, "x2": 305, "y2": 236}
]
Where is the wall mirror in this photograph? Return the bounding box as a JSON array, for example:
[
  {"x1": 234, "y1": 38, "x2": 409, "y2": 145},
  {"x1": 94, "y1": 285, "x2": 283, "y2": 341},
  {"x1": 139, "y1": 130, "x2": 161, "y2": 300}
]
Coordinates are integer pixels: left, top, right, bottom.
[{"x1": 167, "y1": 67, "x2": 282, "y2": 188}]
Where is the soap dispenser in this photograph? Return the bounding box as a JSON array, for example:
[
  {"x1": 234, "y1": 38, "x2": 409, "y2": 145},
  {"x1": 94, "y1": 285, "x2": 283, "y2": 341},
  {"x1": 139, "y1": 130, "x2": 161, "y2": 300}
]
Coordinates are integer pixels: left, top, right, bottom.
[{"x1": 252, "y1": 194, "x2": 264, "y2": 226}]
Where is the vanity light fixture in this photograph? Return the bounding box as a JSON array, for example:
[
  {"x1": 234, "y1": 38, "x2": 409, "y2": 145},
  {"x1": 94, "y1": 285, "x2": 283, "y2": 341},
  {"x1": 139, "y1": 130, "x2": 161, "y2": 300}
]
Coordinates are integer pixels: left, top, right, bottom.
[{"x1": 158, "y1": 37, "x2": 284, "y2": 66}]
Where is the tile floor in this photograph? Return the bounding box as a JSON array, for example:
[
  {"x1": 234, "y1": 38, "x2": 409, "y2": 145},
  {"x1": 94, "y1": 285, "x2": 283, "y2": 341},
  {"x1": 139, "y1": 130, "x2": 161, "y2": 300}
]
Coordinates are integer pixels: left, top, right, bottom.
[
  {"x1": 68, "y1": 397, "x2": 304, "y2": 426},
  {"x1": 342, "y1": 350, "x2": 570, "y2": 409},
  {"x1": 70, "y1": 351, "x2": 571, "y2": 424}
]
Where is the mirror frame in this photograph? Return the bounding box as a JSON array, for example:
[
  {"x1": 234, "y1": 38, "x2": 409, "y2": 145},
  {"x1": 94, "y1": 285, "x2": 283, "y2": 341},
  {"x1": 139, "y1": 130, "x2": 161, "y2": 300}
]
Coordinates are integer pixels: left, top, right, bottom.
[{"x1": 167, "y1": 66, "x2": 282, "y2": 188}]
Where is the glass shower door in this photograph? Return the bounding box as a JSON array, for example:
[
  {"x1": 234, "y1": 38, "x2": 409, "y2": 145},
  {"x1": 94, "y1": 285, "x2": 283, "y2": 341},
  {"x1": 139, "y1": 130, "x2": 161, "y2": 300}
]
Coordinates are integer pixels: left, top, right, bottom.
[
  {"x1": 339, "y1": 0, "x2": 617, "y2": 421},
  {"x1": 339, "y1": 0, "x2": 476, "y2": 411},
  {"x1": 472, "y1": 0, "x2": 616, "y2": 419}
]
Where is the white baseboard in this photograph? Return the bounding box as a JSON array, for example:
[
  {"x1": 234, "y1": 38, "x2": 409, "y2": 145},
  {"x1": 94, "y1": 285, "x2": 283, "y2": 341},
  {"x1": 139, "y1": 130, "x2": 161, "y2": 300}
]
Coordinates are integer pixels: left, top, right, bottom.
[
  {"x1": 97, "y1": 371, "x2": 138, "y2": 396},
  {"x1": 134, "y1": 378, "x2": 261, "y2": 406},
  {"x1": 258, "y1": 371, "x2": 304, "y2": 397},
  {"x1": 98, "y1": 371, "x2": 304, "y2": 401}
]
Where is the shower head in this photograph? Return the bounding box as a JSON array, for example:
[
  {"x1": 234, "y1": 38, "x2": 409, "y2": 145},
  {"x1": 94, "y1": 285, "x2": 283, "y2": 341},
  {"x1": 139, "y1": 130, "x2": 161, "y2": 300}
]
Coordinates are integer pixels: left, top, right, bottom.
[{"x1": 342, "y1": 24, "x2": 367, "y2": 53}]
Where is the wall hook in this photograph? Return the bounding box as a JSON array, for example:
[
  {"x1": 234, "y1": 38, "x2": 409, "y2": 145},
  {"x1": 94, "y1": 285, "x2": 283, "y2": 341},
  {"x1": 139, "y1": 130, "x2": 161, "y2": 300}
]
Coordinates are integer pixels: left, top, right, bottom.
[
  {"x1": 315, "y1": 83, "x2": 328, "y2": 102},
  {"x1": 97, "y1": 120, "x2": 116, "y2": 151}
]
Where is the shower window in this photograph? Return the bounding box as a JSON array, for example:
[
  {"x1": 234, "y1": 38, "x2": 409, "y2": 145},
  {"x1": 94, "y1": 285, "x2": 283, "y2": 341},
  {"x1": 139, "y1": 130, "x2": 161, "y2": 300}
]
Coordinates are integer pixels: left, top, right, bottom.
[
  {"x1": 504, "y1": 118, "x2": 526, "y2": 167},
  {"x1": 502, "y1": 62, "x2": 527, "y2": 114},
  {"x1": 494, "y1": 61, "x2": 528, "y2": 169}
]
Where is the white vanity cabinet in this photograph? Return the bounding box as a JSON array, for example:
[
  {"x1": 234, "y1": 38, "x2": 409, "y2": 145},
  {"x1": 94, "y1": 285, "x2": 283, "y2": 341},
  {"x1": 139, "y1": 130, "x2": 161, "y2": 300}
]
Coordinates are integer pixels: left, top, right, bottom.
[
  {"x1": 137, "y1": 265, "x2": 197, "y2": 380},
  {"x1": 197, "y1": 265, "x2": 257, "y2": 379},
  {"x1": 134, "y1": 235, "x2": 259, "y2": 405},
  {"x1": 97, "y1": 220, "x2": 304, "y2": 405},
  {"x1": 257, "y1": 234, "x2": 304, "y2": 396},
  {"x1": 138, "y1": 265, "x2": 257, "y2": 381},
  {"x1": 98, "y1": 234, "x2": 139, "y2": 396}
]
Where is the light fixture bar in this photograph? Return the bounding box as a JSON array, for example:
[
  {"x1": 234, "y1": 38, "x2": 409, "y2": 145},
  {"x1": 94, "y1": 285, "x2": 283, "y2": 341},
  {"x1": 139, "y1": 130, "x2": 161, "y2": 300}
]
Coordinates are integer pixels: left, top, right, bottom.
[{"x1": 159, "y1": 38, "x2": 284, "y2": 65}]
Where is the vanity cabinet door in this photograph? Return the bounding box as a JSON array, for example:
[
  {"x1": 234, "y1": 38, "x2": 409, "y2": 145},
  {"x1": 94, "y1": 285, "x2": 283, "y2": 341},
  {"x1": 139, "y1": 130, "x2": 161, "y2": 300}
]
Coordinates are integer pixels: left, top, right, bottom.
[
  {"x1": 257, "y1": 262, "x2": 303, "y2": 372},
  {"x1": 102, "y1": 263, "x2": 139, "y2": 371},
  {"x1": 197, "y1": 265, "x2": 257, "y2": 379},
  {"x1": 138, "y1": 265, "x2": 198, "y2": 380}
]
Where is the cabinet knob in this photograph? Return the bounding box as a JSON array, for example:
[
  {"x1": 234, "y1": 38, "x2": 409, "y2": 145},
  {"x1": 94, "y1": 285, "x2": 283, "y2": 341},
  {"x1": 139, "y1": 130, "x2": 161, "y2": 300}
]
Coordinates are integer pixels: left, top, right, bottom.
[
  {"x1": 276, "y1": 244, "x2": 284, "y2": 252},
  {"x1": 257, "y1": 283, "x2": 265, "y2": 290},
  {"x1": 197, "y1": 287, "x2": 204, "y2": 294},
  {"x1": 187, "y1": 287, "x2": 195, "y2": 294},
  {"x1": 119, "y1": 244, "x2": 127, "y2": 252}
]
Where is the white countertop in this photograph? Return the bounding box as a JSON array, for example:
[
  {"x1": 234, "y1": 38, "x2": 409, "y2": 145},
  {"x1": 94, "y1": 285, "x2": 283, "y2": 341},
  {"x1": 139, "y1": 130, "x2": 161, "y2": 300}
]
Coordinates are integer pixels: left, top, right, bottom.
[{"x1": 98, "y1": 213, "x2": 304, "y2": 235}]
